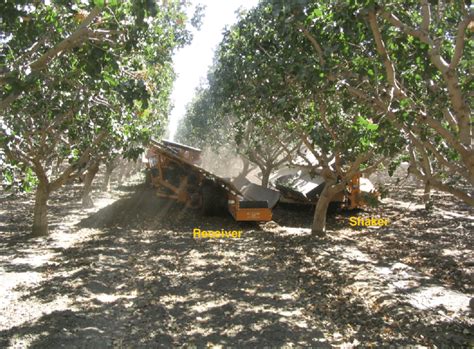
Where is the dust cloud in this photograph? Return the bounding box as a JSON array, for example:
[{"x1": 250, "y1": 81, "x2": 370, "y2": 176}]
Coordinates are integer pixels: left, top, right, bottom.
[{"x1": 199, "y1": 146, "x2": 244, "y2": 180}]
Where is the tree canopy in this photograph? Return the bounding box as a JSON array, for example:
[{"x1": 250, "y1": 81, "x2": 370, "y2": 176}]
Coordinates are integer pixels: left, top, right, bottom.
[
  {"x1": 0, "y1": 0, "x2": 198, "y2": 235},
  {"x1": 178, "y1": 0, "x2": 473, "y2": 234}
]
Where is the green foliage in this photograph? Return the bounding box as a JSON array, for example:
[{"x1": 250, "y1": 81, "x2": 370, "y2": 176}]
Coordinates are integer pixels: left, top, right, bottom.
[
  {"x1": 1, "y1": 157, "x2": 37, "y2": 193},
  {"x1": 175, "y1": 85, "x2": 226, "y2": 150},
  {"x1": 201, "y1": 0, "x2": 472, "y2": 206},
  {"x1": 206, "y1": 0, "x2": 404, "y2": 178},
  {"x1": 1, "y1": 0, "x2": 192, "y2": 191}
]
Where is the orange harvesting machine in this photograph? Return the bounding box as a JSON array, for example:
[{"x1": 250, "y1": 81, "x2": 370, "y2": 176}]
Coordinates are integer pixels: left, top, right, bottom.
[
  {"x1": 144, "y1": 140, "x2": 377, "y2": 222},
  {"x1": 144, "y1": 139, "x2": 279, "y2": 222}
]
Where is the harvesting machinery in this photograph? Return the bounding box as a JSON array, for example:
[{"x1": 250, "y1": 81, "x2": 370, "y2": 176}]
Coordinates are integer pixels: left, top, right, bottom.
[
  {"x1": 144, "y1": 139, "x2": 377, "y2": 222},
  {"x1": 145, "y1": 139, "x2": 279, "y2": 222}
]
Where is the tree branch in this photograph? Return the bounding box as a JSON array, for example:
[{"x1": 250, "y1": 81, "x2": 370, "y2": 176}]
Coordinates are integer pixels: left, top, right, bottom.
[
  {"x1": 49, "y1": 130, "x2": 107, "y2": 191},
  {"x1": 419, "y1": 0, "x2": 431, "y2": 32},
  {"x1": 368, "y1": 10, "x2": 404, "y2": 97},
  {"x1": 298, "y1": 25, "x2": 326, "y2": 66},
  {"x1": 409, "y1": 147, "x2": 474, "y2": 206},
  {"x1": 380, "y1": 10, "x2": 430, "y2": 43},
  {"x1": 359, "y1": 156, "x2": 386, "y2": 177},
  {"x1": 30, "y1": 7, "x2": 102, "y2": 71},
  {"x1": 450, "y1": 12, "x2": 474, "y2": 69}
]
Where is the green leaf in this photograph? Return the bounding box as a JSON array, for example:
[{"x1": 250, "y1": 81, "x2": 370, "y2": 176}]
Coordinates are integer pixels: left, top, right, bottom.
[
  {"x1": 312, "y1": 8, "x2": 323, "y2": 18},
  {"x1": 399, "y1": 98, "x2": 410, "y2": 109},
  {"x1": 356, "y1": 116, "x2": 378, "y2": 131}
]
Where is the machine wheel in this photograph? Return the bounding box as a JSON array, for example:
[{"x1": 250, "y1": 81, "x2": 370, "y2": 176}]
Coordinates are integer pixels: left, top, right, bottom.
[{"x1": 200, "y1": 180, "x2": 228, "y2": 216}]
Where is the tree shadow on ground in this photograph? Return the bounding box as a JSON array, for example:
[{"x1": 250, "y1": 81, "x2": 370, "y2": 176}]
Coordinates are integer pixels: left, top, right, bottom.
[
  {"x1": 349, "y1": 195, "x2": 474, "y2": 294},
  {"x1": 0, "y1": 187, "x2": 331, "y2": 347},
  {"x1": 0, "y1": 184, "x2": 472, "y2": 347},
  {"x1": 272, "y1": 232, "x2": 473, "y2": 347}
]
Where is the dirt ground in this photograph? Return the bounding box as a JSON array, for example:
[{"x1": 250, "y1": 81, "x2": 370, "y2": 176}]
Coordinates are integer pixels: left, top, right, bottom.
[{"x1": 0, "y1": 172, "x2": 472, "y2": 348}]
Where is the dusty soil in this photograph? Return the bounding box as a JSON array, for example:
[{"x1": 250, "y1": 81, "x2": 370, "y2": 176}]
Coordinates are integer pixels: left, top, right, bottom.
[{"x1": 0, "y1": 173, "x2": 472, "y2": 348}]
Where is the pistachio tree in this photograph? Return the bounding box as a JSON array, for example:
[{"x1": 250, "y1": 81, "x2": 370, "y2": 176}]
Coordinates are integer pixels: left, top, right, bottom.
[
  {"x1": 210, "y1": 1, "x2": 403, "y2": 235},
  {"x1": 1, "y1": 1, "x2": 193, "y2": 235},
  {"x1": 290, "y1": 0, "x2": 473, "y2": 205},
  {"x1": 176, "y1": 84, "x2": 299, "y2": 188}
]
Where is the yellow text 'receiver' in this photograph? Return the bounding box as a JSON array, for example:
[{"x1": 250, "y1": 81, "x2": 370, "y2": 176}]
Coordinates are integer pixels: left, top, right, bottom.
[{"x1": 193, "y1": 228, "x2": 242, "y2": 239}]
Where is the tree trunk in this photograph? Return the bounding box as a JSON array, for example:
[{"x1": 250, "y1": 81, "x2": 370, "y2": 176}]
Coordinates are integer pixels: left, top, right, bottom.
[
  {"x1": 423, "y1": 180, "x2": 433, "y2": 210},
  {"x1": 32, "y1": 181, "x2": 50, "y2": 236},
  {"x1": 311, "y1": 184, "x2": 333, "y2": 237},
  {"x1": 311, "y1": 181, "x2": 345, "y2": 237},
  {"x1": 261, "y1": 167, "x2": 272, "y2": 188},
  {"x1": 82, "y1": 163, "x2": 100, "y2": 208}
]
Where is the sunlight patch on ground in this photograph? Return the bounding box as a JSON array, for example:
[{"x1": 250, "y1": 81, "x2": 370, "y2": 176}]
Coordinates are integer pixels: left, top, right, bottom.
[
  {"x1": 95, "y1": 293, "x2": 129, "y2": 303},
  {"x1": 278, "y1": 308, "x2": 304, "y2": 318},
  {"x1": 0, "y1": 293, "x2": 73, "y2": 331},
  {"x1": 405, "y1": 286, "x2": 471, "y2": 313},
  {"x1": 186, "y1": 250, "x2": 210, "y2": 267},
  {"x1": 50, "y1": 197, "x2": 118, "y2": 233},
  {"x1": 279, "y1": 292, "x2": 298, "y2": 300},
  {"x1": 0, "y1": 269, "x2": 42, "y2": 290},
  {"x1": 373, "y1": 262, "x2": 431, "y2": 292},
  {"x1": 190, "y1": 298, "x2": 229, "y2": 313},
  {"x1": 97, "y1": 253, "x2": 127, "y2": 266},
  {"x1": 76, "y1": 290, "x2": 137, "y2": 306},
  {"x1": 339, "y1": 245, "x2": 374, "y2": 263},
  {"x1": 221, "y1": 324, "x2": 245, "y2": 337},
  {"x1": 276, "y1": 227, "x2": 311, "y2": 236},
  {"x1": 333, "y1": 239, "x2": 473, "y2": 324},
  {"x1": 0, "y1": 270, "x2": 44, "y2": 329},
  {"x1": 49, "y1": 228, "x2": 102, "y2": 249},
  {"x1": 160, "y1": 294, "x2": 189, "y2": 306},
  {"x1": 384, "y1": 198, "x2": 425, "y2": 211},
  {"x1": 177, "y1": 269, "x2": 206, "y2": 279},
  {"x1": 83, "y1": 198, "x2": 117, "y2": 213},
  {"x1": 81, "y1": 326, "x2": 105, "y2": 334},
  {"x1": 441, "y1": 248, "x2": 470, "y2": 257},
  {"x1": 10, "y1": 251, "x2": 58, "y2": 268},
  {"x1": 184, "y1": 325, "x2": 215, "y2": 337},
  {"x1": 231, "y1": 300, "x2": 309, "y2": 328},
  {"x1": 286, "y1": 319, "x2": 309, "y2": 329},
  {"x1": 372, "y1": 262, "x2": 470, "y2": 314},
  {"x1": 434, "y1": 207, "x2": 474, "y2": 221},
  {"x1": 250, "y1": 318, "x2": 273, "y2": 331},
  {"x1": 238, "y1": 287, "x2": 254, "y2": 297},
  {"x1": 374, "y1": 262, "x2": 413, "y2": 274},
  {"x1": 8, "y1": 333, "x2": 42, "y2": 349}
]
